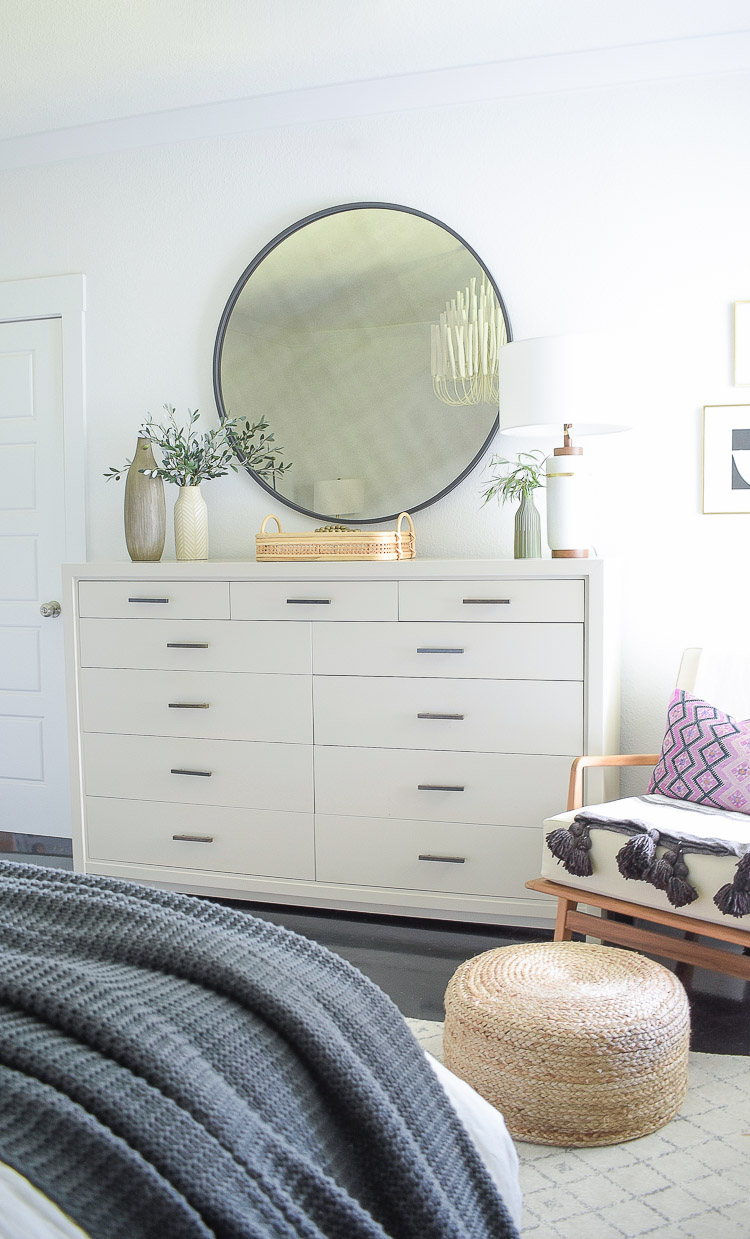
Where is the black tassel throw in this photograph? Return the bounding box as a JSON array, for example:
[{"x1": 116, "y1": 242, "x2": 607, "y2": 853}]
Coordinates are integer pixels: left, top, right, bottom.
[
  {"x1": 646, "y1": 852, "x2": 676, "y2": 889},
  {"x1": 616, "y1": 829, "x2": 659, "y2": 880},
  {"x1": 546, "y1": 819, "x2": 593, "y2": 878},
  {"x1": 714, "y1": 851, "x2": 750, "y2": 918},
  {"x1": 647, "y1": 846, "x2": 698, "y2": 909},
  {"x1": 545, "y1": 807, "x2": 749, "y2": 918}
]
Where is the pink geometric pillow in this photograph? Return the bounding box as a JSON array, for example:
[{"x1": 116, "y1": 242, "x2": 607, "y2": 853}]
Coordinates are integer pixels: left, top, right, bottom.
[{"x1": 648, "y1": 689, "x2": 750, "y2": 815}]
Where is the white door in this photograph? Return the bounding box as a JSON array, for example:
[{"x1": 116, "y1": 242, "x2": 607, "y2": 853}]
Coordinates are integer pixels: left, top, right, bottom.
[{"x1": 0, "y1": 317, "x2": 73, "y2": 838}]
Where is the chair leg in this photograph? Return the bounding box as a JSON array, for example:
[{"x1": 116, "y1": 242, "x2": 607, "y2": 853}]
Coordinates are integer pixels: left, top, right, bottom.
[
  {"x1": 675, "y1": 931, "x2": 698, "y2": 990},
  {"x1": 554, "y1": 896, "x2": 576, "y2": 941}
]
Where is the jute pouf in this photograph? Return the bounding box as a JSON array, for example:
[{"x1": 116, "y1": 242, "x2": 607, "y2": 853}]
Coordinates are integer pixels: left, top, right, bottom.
[{"x1": 443, "y1": 941, "x2": 690, "y2": 1147}]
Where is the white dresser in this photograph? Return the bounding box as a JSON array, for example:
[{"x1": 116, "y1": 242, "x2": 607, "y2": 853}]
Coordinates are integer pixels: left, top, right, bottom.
[{"x1": 63, "y1": 559, "x2": 619, "y2": 928}]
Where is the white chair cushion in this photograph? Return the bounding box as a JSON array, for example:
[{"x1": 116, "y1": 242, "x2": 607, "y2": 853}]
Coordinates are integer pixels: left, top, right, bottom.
[{"x1": 541, "y1": 795, "x2": 750, "y2": 928}]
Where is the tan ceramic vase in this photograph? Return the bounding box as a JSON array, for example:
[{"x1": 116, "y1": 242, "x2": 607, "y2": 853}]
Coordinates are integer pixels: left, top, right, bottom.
[{"x1": 123, "y1": 438, "x2": 166, "y2": 562}]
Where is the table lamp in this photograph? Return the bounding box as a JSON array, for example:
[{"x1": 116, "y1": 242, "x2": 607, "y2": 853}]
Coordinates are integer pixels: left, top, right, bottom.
[
  {"x1": 313, "y1": 478, "x2": 365, "y2": 520},
  {"x1": 497, "y1": 334, "x2": 629, "y2": 557}
]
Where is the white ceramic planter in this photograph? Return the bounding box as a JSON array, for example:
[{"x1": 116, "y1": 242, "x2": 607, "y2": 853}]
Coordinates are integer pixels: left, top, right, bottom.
[{"x1": 174, "y1": 484, "x2": 208, "y2": 561}]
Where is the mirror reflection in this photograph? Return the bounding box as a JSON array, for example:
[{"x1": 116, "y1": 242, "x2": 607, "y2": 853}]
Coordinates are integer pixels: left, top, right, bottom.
[{"x1": 214, "y1": 204, "x2": 510, "y2": 523}]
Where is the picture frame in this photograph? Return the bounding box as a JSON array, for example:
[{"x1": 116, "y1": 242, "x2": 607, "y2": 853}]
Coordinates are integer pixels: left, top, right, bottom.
[
  {"x1": 735, "y1": 301, "x2": 750, "y2": 386},
  {"x1": 703, "y1": 404, "x2": 750, "y2": 513}
]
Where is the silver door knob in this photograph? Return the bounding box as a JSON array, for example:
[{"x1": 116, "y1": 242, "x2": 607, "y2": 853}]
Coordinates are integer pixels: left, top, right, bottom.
[{"x1": 40, "y1": 601, "x2": 61, "y2": 618}]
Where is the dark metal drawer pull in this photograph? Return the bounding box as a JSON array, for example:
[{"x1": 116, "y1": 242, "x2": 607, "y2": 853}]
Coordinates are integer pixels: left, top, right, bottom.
[
  {"x1": 418, "y1": 853, "x2": 466, "y2": 864},
  {"x1": 172, "y1": 834, "x2": 214, "y2": 844},
  {"x1": 286, "y1": 598, "x2": 331, "y2": 605},
  {"x1": 168, "y1": 703, "x2": 210, "y2": 709},
  {"x1": 416, "y1": 647, "x2": 464, "y2": 655},
  {"x1": 128, "y1": 596, "x2": 169, "y2": 604},
  {"x1": 418, "y1": 784, "x2": 465, "y2": 792},
  {"x1": 417, "y1": 713, "x2": 465, "y2": 721},
  {"x1": 166, "y1": 642, "x2": 209, "y2": 649},
  {"x1": 170, "y1": 768, "x2": 212, "y2": 777},
  {"x1": 462, "y1": 598, "x2": 510, "y2": 605}
]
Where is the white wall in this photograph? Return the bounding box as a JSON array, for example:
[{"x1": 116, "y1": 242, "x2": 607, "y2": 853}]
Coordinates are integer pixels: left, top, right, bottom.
[{"x1": 1, "y1": 67, "x2": 748, "y2": 763}]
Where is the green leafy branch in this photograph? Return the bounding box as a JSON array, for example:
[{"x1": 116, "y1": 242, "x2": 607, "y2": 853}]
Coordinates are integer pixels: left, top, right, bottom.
[
  {"x1": 105, "y1": 407, "x2": 294, "y2": 491},
  {"x1": 480, "y1": 450, "x2": 547, "y2": 506},
  {"x1": 104, "y1": 405, "x2": 240, "y2": 487},
  {"x1": 228, "y1": 416, "x2": 293, "y2": 489},
  {"x1": 103, "y1": 461, "x2": 132, "y2": 482}
]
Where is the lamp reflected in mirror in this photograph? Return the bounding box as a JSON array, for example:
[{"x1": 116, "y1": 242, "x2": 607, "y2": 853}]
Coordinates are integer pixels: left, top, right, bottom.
[{"x1": 313, "y1": 478, "x2": 365, "y2": 519}]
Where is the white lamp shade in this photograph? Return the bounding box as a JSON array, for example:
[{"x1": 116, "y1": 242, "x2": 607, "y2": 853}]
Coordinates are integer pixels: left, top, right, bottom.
[
  {"x1": 497, "y1": 333, "x2": 630, "y2": 437},
  {"x1": 313, "y1": 477, "x2": 365, "y2": 516}
]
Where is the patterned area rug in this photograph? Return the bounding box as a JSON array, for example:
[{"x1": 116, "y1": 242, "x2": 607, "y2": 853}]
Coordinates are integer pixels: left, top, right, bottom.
[{"x1": 406, "y1": 1019, "x2": 750, "y2": 1239}]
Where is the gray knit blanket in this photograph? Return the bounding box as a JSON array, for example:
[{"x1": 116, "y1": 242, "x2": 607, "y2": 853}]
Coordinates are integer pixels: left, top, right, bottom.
[{"x1": 0, "y1": 862, "x2": 518, "y2": 1239}]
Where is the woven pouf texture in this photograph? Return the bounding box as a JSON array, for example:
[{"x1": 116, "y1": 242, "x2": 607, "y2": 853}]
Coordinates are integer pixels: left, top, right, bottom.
[{"x1": 443, "y1": 941, "x2": 690, "y2": 1147}]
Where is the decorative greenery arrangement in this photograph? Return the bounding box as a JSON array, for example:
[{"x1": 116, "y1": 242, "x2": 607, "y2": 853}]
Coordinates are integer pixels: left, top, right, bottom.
[
  {"x1": 480, "y1": 450, "x2": 546, "y2": 506},
  {"x1": 105, "y1": 406, "x2": 237, "y2": 487},
  {"x1": 105, "y1": 406, "x2": 292, "y2": 490},
  {"x1": 229, "y1": 416, "x2": 292, "y2": 489}
]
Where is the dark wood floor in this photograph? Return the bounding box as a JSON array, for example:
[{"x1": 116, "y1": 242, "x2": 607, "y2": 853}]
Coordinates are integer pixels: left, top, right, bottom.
[
  {"x1": 221, "y1": 897, "x2": 750, "y2": 1056},
  {"x1": 4, "y1": 844, "x2": 748, "y2": 1054}
]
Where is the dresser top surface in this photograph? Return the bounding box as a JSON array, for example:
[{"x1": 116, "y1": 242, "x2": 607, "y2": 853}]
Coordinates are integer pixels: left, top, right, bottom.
[{"x1": 64, "y1": 558, "x2": 610, "y2": 583}]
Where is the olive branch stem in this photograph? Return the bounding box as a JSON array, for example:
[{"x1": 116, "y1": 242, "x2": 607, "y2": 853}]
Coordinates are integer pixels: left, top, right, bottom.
[{"x1": 480, "y1": 450, "x2": 547, "y2": 506}]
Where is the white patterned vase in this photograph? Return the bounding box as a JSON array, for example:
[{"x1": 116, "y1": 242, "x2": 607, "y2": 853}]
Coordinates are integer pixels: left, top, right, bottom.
[{"x1": 174, "y1": 484, "x2": 208, "y2": 561}]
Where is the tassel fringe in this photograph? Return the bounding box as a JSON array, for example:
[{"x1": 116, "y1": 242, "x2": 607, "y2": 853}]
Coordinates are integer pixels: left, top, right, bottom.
[
  {"x1": 548, "y1": 819, "x2": 748, "y2": 918},
  {"x1": 714, "y1": 851, "x2": 750, "y2": 918},
  {"x1": 647, "y1": 846, "x2": 698, "y2": 908},
  {"x1": 647, "y1": 855, "x2": 675, "y2": 888},
  {"x1": 546, "y1": 820, "x2": 593, "y2": 878},
  {"x1": 616, "y1": 830, "x2": 659, "y2": 880}
]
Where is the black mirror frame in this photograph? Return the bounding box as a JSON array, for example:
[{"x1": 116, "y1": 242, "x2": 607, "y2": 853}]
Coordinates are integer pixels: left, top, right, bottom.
[{"x1": 213, "y1": 201, "x2": 512, "y2": 525}]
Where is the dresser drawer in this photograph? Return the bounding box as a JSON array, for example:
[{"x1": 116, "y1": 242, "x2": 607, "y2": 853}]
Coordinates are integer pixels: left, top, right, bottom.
[
  {"x1": 230, "y1": 580, "x2": 397, "y2": 621},
  {"x1": 314, "y1": 747, "x2": 572, "y2": 826},
  {"x1": 80, "y1": 669, "x2": 312, "y2": 743},
  {"x1": 83, "y1": 734, "x2": 313, "y2": 812},
  {"x1": 314, "y1": 676, "x2": 582, "y2": 754},
  {"x1": 315, "y1": 815, "x2": 545, "y2": 899},
  {"x1": 398, "y1": 579, "x2": 584, "y2": 623},
  {"x1": 86, "y1": 798, "x2": 314, "y2": 879},
  {"x1": 78, "y1": 581, "x2": 230, "y2": 620},
  {"x1": 79, "y1": 619, "x2": 311, "y2": 674},
  {"x1": 313, "y1": 622, "x2": 583, "y2": 680}
]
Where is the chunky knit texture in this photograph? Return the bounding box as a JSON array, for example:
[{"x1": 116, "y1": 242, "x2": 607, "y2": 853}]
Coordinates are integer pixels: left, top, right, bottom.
[{"x1": 0, "y1": 862, "x2": 518, "y2": 1239}]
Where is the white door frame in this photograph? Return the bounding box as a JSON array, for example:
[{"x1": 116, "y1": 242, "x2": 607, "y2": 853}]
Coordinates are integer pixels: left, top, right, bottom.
[{"x1": 0, "y1": 274, "x2": 87, "y2": 561}]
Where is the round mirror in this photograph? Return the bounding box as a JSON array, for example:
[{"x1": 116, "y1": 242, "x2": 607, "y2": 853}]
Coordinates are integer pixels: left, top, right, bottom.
[{"x1": 213, "y1": 203, "x2": 511, "y2": 524}]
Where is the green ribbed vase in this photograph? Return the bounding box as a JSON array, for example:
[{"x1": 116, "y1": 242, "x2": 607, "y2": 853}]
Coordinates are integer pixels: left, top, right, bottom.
[{"x1": 514, "y1": 491, "x2": 541, "y2": 559}]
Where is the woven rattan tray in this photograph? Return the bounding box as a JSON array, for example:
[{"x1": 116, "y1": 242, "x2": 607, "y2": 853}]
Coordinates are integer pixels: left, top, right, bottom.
[{"x1": 256, "y1": 512, "x2": 415, "y2": 561}]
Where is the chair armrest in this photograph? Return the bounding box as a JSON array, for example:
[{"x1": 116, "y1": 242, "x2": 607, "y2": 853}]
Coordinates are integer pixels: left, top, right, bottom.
[{"x1": 567, "y1": 753, "x2": 660, "y2": 812}]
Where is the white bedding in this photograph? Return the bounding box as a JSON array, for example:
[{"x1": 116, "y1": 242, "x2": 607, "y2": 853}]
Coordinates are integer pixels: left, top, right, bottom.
[
  {"x1": 0, "y1": 1163, "x2": 89, "y2": 1239},
  {"x1": 0, "y1": 1060, "x2": 522, "y2": 1238},
  {"x1": 427, "y1": 1054, "x2": 522, "y2": 1230}
]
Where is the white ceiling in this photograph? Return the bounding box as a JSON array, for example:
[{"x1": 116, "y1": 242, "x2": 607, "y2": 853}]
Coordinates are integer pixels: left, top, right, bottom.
[{"x1": 3, "y1": 0, "x2": 749, "y2": 142}]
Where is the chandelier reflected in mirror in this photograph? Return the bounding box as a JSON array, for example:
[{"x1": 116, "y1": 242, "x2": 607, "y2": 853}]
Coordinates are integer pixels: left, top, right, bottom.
[{"x1": 431, "y1": 274, "x2": 507, "y2": 406}]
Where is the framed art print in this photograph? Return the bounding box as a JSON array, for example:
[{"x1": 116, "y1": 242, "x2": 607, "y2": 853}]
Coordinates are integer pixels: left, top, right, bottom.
[
  {"x1": 735, "y1": 302, "x2": 750, "y2": 386},
  {"x1": 703, "y1": 404, "x2": 750, "y2": 513}
]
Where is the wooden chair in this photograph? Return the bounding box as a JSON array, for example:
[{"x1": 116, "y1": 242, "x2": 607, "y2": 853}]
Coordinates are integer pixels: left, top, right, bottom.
[{"x1": 527, "y1": 648, "x2": 750, "y2": 981}]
